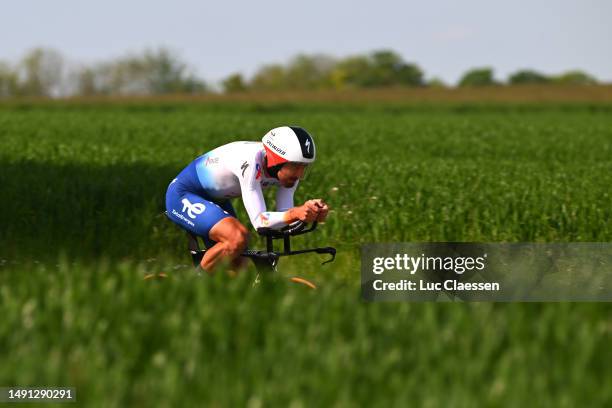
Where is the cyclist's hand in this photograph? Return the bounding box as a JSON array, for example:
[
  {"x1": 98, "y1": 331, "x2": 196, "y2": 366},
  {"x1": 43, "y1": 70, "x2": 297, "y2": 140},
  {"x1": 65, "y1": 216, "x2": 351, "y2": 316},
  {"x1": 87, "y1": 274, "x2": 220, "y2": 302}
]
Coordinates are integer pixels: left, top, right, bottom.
[
  {"x1": 309, "y1": 199, "x2": 329, "y2": 222},
  {"x1": 296, "y1": 200, "x2": 320, "y2": 223}
]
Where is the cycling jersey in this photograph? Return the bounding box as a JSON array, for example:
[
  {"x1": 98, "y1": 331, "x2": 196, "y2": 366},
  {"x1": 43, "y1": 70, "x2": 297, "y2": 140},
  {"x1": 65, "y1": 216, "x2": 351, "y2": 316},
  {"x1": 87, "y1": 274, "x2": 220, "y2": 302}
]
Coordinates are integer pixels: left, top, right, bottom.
[{"x1": 166, "y1": 141, "x2": 298, "y2": 241}]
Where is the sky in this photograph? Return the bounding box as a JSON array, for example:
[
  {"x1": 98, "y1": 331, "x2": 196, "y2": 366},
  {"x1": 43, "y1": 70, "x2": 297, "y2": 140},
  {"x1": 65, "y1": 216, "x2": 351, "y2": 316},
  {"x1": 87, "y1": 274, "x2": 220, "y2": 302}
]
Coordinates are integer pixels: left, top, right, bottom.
[{"x1": 2, "y1": 0, "x2": 611, "y2": 85}]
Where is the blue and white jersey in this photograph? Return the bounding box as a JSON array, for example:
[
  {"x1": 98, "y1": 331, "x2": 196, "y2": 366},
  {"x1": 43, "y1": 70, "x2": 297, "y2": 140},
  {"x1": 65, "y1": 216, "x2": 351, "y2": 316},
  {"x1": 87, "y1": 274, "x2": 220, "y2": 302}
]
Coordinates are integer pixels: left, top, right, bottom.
[{"x1": 174, "y1": 141, "x2": 298, "y2": 230}]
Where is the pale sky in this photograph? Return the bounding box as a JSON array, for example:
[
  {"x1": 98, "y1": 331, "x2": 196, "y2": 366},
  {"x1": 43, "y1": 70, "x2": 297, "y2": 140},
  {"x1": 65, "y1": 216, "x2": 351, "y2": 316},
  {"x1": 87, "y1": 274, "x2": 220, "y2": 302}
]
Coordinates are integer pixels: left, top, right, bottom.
[{"x1": 2, "y1": 0, "x2": 611, "y2": 85}]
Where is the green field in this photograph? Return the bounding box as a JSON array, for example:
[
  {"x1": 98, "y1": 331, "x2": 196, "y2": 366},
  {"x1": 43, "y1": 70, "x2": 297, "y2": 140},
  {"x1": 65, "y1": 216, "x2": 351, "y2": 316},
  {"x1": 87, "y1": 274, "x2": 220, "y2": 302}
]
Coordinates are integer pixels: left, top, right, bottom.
[{"x1": 1, "y1": 101, "x2": 611, "y2": 406}]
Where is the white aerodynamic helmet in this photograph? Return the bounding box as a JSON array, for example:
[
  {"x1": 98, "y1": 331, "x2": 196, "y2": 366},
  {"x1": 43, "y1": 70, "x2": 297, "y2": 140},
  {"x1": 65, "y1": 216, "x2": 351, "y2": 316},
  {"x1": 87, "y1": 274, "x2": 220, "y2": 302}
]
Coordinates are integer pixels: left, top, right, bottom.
[{"x1": 262, "y1": 126, "x2": 316, "y2": 167}]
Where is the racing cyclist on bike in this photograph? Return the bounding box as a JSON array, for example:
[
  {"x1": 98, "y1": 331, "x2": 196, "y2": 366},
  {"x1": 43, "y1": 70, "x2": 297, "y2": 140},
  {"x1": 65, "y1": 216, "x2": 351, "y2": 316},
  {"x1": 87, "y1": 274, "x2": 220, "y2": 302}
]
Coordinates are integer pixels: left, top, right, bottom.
[{"x1": 165, "y1": 126, "x2": 329, "y2": 272}]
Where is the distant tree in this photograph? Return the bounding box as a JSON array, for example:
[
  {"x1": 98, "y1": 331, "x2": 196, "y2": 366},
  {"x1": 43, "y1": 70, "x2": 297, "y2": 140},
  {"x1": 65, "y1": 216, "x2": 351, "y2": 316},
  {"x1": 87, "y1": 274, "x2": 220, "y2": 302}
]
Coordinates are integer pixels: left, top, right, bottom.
[
  {"x1": 395, "y1": 63, "x2": 424, "y2": 86},
  {"x1": 369, "y1": 50, "x2": 424, "y2": 87},
  {"x1": 177, "y1": 75, "x2": 207, "y2": 94},
  {"x1": 74, "y1": 48, "x2": 207, "y2": 96},
  {"x1": 331, "y1": 50, "x2": 424, "y2": 89},
  {"x1": 18, "y1": 48, "x2": 65, "y2": 97},
  {"x1": 86, "y1": 63, "x2": 118, "y2": 95},
  {"x1": 553, "y1": 70, "x2": 597, "y2": 85},
  {"x1": 73, "y1": 66, "x2": 99, "y2": 96},
  {"x1": 427, "y1": 77, "x2": 448, "y2": 88},
  {"x1": 99, "y1": 56, "x2": 148, "y2": 94},
  {"x1": 0, "y1": 61, "x2": 19, "y2": 97},
  {"x1": 284, "y1": 54, "x2": 337, "y2": 89},
  {"x1": 143, "y1": 48, "x2": 206, "y2": 94},
  {"x1": 458, "y1": 67, "x2": 497, "y2": 87},
  {"x1": 332, "y1": 55, "x2": 372, "y2": 88},
  {"x1": 250, "y1": 64, "x2": 287, "y2": 91},
  {"x1": 508, "y1": 69, "x2": 550, "y2": 84},
  {"x1": 222, "y1": 73, "x2": 247, "y2": 93}
]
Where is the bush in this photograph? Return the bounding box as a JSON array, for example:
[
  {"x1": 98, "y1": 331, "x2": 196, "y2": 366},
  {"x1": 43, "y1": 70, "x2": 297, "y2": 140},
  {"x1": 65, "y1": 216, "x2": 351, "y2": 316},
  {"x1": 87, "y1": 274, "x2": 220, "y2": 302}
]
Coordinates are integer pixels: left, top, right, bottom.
[
  {"x1": 508, "y1": 70, "x2": 551, "y2": 85},
  {"x1": 458, "y1": 67, "x2": 497, "y2": 87}
]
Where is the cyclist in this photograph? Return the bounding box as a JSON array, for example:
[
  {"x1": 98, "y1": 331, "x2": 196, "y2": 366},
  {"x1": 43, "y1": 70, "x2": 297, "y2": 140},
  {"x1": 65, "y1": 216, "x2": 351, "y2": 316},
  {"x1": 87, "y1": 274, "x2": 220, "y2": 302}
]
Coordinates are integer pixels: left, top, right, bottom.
[{"x1": 166, "y1": 126, "x2": 329, "y2": 272}]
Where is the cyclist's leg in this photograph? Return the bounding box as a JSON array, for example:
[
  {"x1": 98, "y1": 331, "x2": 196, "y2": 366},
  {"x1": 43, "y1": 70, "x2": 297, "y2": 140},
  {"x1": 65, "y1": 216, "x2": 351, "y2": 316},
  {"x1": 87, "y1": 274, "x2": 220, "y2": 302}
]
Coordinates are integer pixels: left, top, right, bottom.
[
  {"x1": 166, "y1": 182, "x2": 248, "y2": 272},
  {"x1": 208, "y1": 200, "x2": 248, "y2": 270},
  {"x1": 205, "y1": 217, "x2": 250, "y2": 272}
]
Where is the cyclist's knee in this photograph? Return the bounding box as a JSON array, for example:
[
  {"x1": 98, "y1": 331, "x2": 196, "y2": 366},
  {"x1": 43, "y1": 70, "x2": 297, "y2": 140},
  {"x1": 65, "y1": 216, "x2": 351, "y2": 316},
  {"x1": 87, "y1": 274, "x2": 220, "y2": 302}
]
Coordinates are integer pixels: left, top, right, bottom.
[{"x1": 225, "y1": 229, "x2": 248, "y2": 255}]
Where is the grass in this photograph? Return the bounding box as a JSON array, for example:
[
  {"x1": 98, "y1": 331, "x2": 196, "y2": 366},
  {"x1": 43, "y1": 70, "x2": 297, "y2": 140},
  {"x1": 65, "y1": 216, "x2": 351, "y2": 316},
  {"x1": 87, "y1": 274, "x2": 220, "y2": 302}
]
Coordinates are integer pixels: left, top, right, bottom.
[
  {"x1": 2, "y1": 260, "x2": 611, "y2": 407},
  {"x1": 0, "y1": 99, "x2": 611, "y2": 406}
]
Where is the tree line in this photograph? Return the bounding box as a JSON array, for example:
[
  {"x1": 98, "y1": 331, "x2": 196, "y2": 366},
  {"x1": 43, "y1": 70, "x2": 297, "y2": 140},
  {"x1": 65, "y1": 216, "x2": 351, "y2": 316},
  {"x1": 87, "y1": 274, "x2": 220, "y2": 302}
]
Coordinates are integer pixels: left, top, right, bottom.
[
  {"x1": 0, "y1": 47, "x2": 601, "y2": 98},
  {"x1": 0, "y1": 48, "x2": 205, "y2": 98}
]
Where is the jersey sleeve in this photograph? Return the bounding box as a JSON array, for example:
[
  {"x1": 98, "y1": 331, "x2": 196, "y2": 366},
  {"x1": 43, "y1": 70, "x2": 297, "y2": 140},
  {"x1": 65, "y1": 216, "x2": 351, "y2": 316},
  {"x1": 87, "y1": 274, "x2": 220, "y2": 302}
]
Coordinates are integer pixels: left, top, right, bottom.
[
  {"x1": 235, "y1": 161, "x2": 289, "y2": 230},
  {"x1": 276, "y1": 179, "x2": 298, "y2": 211}
]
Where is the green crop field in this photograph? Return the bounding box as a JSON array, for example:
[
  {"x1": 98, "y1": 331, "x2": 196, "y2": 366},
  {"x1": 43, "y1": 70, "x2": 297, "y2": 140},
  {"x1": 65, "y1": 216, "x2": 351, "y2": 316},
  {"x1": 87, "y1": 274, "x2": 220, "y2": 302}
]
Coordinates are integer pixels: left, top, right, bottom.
[{"x1": 1, "y1": 100, "x2": 611, "y2": 406}]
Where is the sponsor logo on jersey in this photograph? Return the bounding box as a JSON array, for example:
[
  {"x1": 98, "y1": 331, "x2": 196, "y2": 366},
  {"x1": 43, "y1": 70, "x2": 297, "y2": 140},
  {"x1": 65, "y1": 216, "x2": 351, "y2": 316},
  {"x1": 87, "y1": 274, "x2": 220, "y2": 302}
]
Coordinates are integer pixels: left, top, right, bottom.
[
  {"x1": 171, "y1": 209, "x2": 195, "y2": 227},
  {"x1": 259, "y1": 212, "x2": 270, "y2": 227},
  {"x1": 241, "y1": 161, "x2": 249, "y2": 177},
  {"x1": 181, "y1": 198, "x2": 206, "y2": 219},
  {"x1": 205, "y1": 157, "x2": 219, "y2": 166},
  {"x1": 255, "y1": 163, "x2": 262, "y2": 180},
  {"x1": 266, "y1": 140, "x2": 286, "y2": 156}
]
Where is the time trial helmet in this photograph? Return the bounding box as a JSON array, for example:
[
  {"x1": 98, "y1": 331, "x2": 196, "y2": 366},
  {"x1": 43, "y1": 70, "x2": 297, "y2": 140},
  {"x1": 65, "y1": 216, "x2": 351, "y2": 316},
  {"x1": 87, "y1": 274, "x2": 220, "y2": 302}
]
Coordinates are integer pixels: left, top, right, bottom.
[{"x1": 262, "y1": 126, "x2": 316, "y2": 167}]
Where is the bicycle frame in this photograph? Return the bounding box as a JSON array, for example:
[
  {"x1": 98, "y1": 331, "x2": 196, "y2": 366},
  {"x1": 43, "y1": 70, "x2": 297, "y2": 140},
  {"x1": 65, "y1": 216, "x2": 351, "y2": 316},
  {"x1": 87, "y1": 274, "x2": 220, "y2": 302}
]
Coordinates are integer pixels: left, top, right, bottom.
[{"x1": 180, "y1": 219, "x2": 336, "y2": 273}]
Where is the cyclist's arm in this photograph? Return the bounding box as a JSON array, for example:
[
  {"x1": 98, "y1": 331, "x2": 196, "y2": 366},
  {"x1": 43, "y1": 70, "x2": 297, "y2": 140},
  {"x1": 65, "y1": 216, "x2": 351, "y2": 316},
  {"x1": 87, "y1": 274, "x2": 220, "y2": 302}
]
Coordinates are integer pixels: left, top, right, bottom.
[
  {"x1": 240, "y1": 187, "x2": 289, "y2": 229},
  {"x1": 237, "y1": 164, "x2": 288, "y2": 230},
  {"x1": 276, "y1": 179, "x2": 299, "y2": 211}
]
